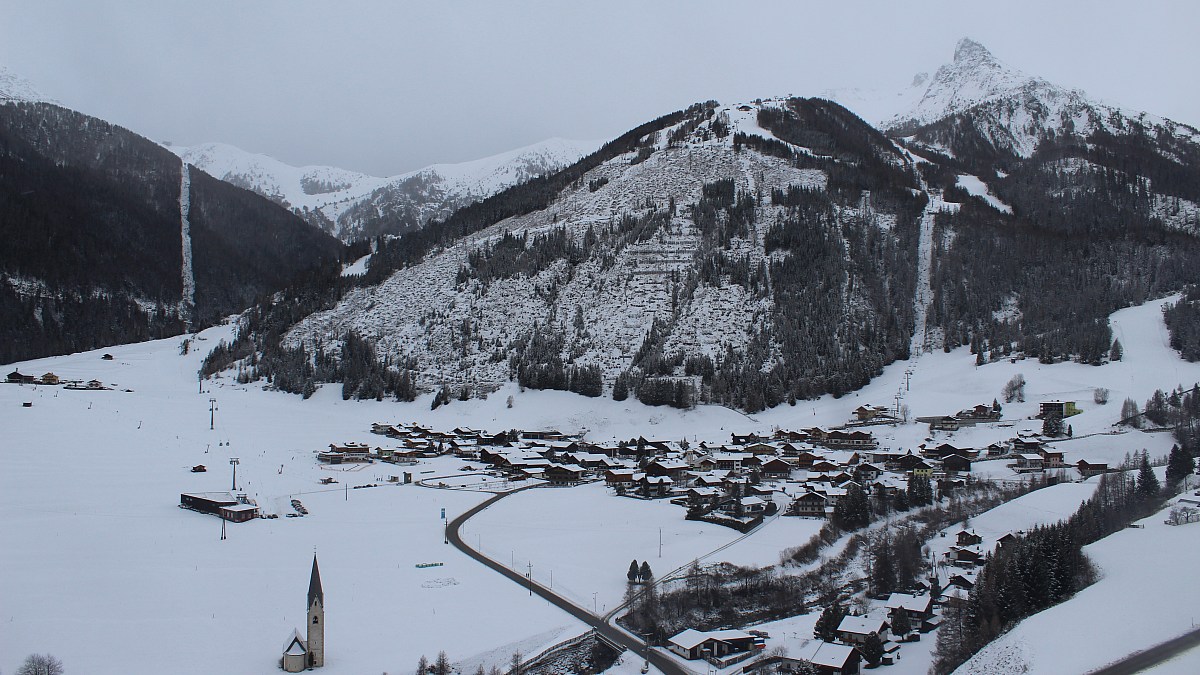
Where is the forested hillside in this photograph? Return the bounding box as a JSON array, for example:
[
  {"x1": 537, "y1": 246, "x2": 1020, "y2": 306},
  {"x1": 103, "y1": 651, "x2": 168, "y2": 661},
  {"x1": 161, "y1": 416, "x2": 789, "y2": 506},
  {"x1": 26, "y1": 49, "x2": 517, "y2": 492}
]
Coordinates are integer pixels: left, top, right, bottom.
[{"x1": 0, "y1": 102, "x2": 342, "y2": 364}]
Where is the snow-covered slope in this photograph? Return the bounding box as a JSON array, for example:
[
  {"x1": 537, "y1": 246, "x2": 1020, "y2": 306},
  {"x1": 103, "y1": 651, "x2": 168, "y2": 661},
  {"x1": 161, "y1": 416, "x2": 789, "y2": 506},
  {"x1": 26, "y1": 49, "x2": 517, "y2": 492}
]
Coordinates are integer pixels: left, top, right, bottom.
[
  {"x1": 0, "y1": 64, "x2": 52, "y2": 104},
  {"x1": 170, "y1": 141, "x2": 386, "y2": 213},
  {"x1": 172, "y1": 137, "x2": 600, "y2": 241}
]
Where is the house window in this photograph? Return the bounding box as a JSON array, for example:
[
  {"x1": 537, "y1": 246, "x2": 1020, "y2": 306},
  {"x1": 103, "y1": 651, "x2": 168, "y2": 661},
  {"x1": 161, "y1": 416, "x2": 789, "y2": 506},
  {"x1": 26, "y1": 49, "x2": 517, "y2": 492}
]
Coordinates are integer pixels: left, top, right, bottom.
[{"x1": 313, "y1": 616, "x2": 319, "y2": 624}]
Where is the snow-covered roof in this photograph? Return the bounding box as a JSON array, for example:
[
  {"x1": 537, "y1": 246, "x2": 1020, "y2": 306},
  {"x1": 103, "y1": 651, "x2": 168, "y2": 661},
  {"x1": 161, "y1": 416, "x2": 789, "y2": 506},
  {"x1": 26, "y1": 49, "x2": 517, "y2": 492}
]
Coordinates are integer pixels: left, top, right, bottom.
[
  {"x1": 837, "y1": 614, "x2": 887, "y2": 635},
  {"x1": 668, "y1": 628, "x2": 708, "y2": 650},
  {"x1": 885, "y1": 592, "x2": 933, "y2": 613},
  {"x1": 798, "y1": 640, "x2": 857, "y2": 668},
  {"x1": 282, "y1": 628, "x2": 307, "y2": 655}
]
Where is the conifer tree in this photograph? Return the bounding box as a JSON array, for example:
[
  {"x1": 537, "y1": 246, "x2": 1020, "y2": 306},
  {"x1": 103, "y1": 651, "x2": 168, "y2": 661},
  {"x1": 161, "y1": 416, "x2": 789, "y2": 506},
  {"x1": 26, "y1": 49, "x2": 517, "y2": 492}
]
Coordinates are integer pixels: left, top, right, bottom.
[
  {"x1": 1166, "y1": 444, "x2": 1195, "y2": 485},
  {"x1": 628, "y1": 559, "x2": 640, "y2": 582},
  {"x1": 1137, "y1": 452, "x2": 1161, "y2": 499},
  {"x1": 814, "y1": 603, "x2": 847, "y2": 642},
  {"x1": 639, "y1": 561, "x2": 653, "y2": 583},
  {"x1": 862, "y1": 633, "x2": 885, "y2": 666}
]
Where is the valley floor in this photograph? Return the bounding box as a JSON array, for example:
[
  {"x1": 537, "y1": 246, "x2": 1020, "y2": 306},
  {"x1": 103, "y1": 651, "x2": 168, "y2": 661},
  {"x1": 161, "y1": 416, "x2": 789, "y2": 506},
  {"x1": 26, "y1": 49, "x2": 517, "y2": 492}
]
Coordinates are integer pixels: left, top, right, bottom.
[{"x1": 2, "y1": 296, "x2": 1199, "y2": 674}]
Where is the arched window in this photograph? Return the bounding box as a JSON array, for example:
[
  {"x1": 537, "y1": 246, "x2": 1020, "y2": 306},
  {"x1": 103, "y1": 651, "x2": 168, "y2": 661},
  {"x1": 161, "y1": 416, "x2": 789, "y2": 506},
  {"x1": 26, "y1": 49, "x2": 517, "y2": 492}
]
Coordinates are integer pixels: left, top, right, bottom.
[{"x1": 313, "y1": 616, "x2": 319, "y2": 624}]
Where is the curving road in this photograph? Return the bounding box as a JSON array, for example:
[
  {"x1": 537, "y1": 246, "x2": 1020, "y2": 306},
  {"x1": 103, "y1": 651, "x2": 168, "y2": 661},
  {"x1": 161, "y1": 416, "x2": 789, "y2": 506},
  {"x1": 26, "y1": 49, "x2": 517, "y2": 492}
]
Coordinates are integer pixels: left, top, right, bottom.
[
  {"x1": 1088, "y1": 626, "x2": 1200, "y2": 675},
  {"x1": 445, "y1": 489, "x2": 693, "y2": 675}
]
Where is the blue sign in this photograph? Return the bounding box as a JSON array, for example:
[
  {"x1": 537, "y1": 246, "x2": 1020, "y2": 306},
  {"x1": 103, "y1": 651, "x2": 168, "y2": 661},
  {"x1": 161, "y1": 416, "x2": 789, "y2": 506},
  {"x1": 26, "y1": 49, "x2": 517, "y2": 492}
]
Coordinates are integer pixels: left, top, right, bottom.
[{"x1": 440, "y1": 508, "x2": 446, "y2": 520}]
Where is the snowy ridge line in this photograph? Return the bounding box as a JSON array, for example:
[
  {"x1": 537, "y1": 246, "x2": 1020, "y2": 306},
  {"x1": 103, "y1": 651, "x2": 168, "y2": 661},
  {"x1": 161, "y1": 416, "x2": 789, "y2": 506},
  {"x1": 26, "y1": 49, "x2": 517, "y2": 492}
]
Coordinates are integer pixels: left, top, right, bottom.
[{"x1": 179, "y1": 160, "x2": 194, "y2": 327}]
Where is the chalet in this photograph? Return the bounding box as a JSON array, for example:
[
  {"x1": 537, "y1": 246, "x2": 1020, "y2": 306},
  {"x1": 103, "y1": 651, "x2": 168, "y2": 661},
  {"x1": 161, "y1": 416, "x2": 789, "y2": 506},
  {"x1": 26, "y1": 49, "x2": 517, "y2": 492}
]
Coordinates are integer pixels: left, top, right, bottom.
[
  {"x1": 370, "y1": 422, "x2": 393, "y2": 435},
  {"x1": 836, "y1": 614, "x2": 890, "y2": 645},
  {"x1": 986, "y1": 442, "x2": 1008, "y2": 457},
  {"x1": 318, "y1": 443, "x2": 373, "y2": 464},
  {"x1": 820, "y1": 429, "x2": 878, "y2": 449},
  {"x1": 522, "y1": 430, "x2": 569, "y2": 442},
  {"x1": 1076, "y1": 460, "x2": 1109, "y2": 477},
  {"x1": 760, "y1": 457, "x2": 794, "y2": 479},
  {"x1": 945, "y1": 546, "x2": 983, "y2": 567},
  {"x1": 941, "y1": 454, "x2": 973, "y2": 473},
  {"x1": 924, "y1": 443, "x2": 977, "y2": 460},
  {"x1": 1012, "y1": 436, "x2": 1046, "y2": 454},
  {"x1": 6, "y1": 370, "x2": 36, "y2": 384},
  {"x1": 605, "y1": 469, "x2": 637, "y2": 488},
  {"x1": 853, "y1": 404, "x2": 892, "y2": 422},
  {"x1": 790, "y1": 491, "x2": 829, "y2": 518},
  {"x1": 712, "y1": 452, "x2": 753, "y2": 472},
  {"x1": 995, "y1": 533, "x2": 1018, "y2": 550},
  {"x1": 906, "y1": 459, "x2": 934, "y2": 478},
  {"x1": 956, "y1": 529, "x2": 983, "y2": 547},
  {"x1": 744, "y1": 442, "x2": 779, "y2": 455},
  {"x1": 890, "y1": 452, "x2": 927, "y2": 472},
  {"x1": 1039, "y1": 400, "x2": 1081, "y2": 419},
  {"x1": 1038, "y1": 448, "x2": 1066, "y2": 468},
  {"x1": 683, "y1": 486, "x2": 724, "y2": 507},
  {"x1": 957, "y1": 402, "x2": 1001, "y2": 421},
  {"x1": 40, "y1": 372, "x2": 60, "y2": 385},
  {"x1": 1012, "y1": 454, "x2": 1044, "y2": 472},
  {"x1": 544, "y1": 463, "x2": 585, "y2": 486},
  {"x1": 636, "y1": 474, "x2": 673, "y2": 498},
  {"x1": 731, "y1": 433, "x2": 768, "y2": 445},
  {"x1": 773, "y1": 429, "x2": 811, "y2": 443},
  {"x1": 666, "y1": 628, "x2": 756, "y2": 663},
  {"x1": 692, "y1": 472, "x2": 731, "y2": 488},
  {"x1": 929, "y1": 416, "x2": 961, "y2": 432},
  {"x1": 853, "y1": 462, "x2": 883, "y2": 483},
  {"x1": 646, "y1": 459, "x2": 691, "y2": 484},
  {"x1": 884, "y1": 592, "x2": 935, "y2": 622},
  {"x1": 777, "y1": 442, "x2": 806, "y2": 457},
  {"x1": 731, "y1": 495, "x2": 767, "y2": 515},
  {"x1": 792, "y1": 641, "x2": 861, "y2": 675},
  {"x1": 793, "y1": 451, "x2": 824, "y2": 469},
  {"x1": 810, "y1": 460, "x2": 841, "y2": 473},
  {"x1": 947, "y1": 573, "x2": 976, "y2": 591}
]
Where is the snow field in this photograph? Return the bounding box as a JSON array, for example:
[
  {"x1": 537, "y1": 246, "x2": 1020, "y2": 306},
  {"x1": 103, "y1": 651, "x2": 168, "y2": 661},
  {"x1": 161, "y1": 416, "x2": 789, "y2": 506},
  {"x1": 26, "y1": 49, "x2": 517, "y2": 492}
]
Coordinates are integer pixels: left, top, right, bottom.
[
  {"x1": 3, "y1": 295, "x2": 1199, "y2": 675},
  {"x1": 958, "y1": 494, "x2": 1200, "y2": 674}
]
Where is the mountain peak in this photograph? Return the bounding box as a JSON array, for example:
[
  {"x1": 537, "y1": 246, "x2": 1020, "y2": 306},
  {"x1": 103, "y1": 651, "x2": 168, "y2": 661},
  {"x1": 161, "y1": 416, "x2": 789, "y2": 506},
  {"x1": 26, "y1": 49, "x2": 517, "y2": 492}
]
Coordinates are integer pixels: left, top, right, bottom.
[{"x1": 953, "y1": 38, "x2": 995, "y2": 66}]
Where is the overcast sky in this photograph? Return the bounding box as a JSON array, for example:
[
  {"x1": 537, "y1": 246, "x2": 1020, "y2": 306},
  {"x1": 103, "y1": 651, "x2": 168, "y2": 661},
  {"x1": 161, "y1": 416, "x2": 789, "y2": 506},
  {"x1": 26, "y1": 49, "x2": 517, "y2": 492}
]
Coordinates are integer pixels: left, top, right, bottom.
[{"x1": 3, "y1": 1, "x2": 1197, "y2": 176}]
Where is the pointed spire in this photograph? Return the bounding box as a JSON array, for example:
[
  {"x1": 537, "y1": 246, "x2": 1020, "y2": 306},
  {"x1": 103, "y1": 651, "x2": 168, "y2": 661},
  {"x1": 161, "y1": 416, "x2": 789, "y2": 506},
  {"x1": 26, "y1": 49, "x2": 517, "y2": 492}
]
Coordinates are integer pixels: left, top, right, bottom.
[{"x1": 308, "y1": 554, "x2": 324, "y2": 607}]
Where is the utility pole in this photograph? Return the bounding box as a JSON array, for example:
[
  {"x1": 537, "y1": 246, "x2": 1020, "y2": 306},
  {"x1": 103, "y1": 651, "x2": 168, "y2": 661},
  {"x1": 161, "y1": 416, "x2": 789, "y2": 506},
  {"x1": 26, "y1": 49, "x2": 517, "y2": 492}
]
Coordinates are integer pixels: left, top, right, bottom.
[
  {"x1": 659, "y1": 527, "x2": 662, "y2": 558},
  {"x1": 220, "y1": 516, "x2": 226, "y2": 541},
  {"x1": 527, "y1": 562, "x2": 533, "y2": 596},
  {"x1": 229, "y1": 457, "x2": 239, "y2": 491},
  {"x1": 208, "y1": 397, "x2": 218, "y2": 430}
]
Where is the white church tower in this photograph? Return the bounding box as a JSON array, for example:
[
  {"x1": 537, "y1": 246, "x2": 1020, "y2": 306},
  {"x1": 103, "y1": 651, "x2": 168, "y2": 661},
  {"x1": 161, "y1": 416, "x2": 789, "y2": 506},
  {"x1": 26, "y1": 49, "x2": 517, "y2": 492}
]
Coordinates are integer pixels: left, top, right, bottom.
[
  {"x1": 281, "y1": 555, "x2": 325, "y2": 672},
  {"x1": 307, "y1": 555, "x2": 325, "y2": 668}
]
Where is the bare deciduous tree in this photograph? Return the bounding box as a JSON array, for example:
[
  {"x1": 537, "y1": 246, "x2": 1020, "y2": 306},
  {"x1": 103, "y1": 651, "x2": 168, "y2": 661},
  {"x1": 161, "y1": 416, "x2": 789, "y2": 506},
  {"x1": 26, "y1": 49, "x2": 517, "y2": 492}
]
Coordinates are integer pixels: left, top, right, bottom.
[{"x1": 17, "y1": 654, "x2": 64, "y2": 675}]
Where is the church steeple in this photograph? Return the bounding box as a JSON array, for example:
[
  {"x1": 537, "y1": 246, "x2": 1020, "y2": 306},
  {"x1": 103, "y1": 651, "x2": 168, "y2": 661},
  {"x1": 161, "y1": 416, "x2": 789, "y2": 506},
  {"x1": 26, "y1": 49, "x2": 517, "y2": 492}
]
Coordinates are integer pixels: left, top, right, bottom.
[
  {"x1": 307, "y1": 554, "x2": 325, "y2": 668},
  {"x1": 307, "y1": 555, "x2": 324, "y2": 608}
]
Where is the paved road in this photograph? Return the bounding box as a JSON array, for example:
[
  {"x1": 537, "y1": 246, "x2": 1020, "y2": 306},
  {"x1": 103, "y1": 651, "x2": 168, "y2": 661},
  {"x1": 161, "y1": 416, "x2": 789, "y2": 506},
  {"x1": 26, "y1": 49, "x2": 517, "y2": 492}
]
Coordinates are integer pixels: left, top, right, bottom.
[
  {"x1": 445, "y1": 489, "x2": 693, "y2": 675},
  {"x1": 1088, "y1": 627, "x2": 1200, "y2": 674}
]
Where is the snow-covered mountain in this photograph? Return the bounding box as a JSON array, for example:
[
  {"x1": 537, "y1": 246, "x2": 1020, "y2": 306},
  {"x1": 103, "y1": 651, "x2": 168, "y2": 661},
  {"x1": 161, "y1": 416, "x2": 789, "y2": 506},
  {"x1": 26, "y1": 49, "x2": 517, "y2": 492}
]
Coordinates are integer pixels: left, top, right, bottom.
[
  {"x1": 172, "y1": 137, "x2": 600, "y2": 241},
  {"x1": 239, "y1": 40, "x2": 1200, "y2": 412},
  {"x1": 825, "y1": 38, "x2": 1199, "y2": 161}
]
